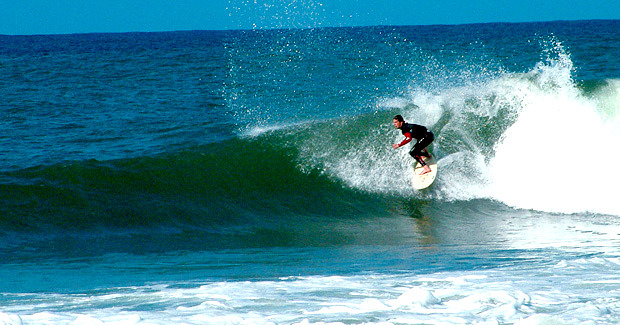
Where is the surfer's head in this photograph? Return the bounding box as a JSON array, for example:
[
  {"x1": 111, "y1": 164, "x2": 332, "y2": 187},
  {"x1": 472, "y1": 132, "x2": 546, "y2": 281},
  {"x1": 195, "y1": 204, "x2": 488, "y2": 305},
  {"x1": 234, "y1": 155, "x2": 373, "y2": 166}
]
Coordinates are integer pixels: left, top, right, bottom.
[{"x1": 392, "y1": 115, "x2": 404, "y2": 129}]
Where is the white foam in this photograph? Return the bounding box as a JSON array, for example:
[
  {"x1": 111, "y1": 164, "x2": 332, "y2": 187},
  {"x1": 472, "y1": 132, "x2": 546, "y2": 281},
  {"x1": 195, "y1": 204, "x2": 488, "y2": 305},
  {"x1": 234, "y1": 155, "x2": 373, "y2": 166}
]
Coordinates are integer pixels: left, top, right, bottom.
[
  {"x1": 488, "y1": 59, "x2": 620, "y2": 215},
  {"x1": 0, "y1": 313, "x2": 22, "y2": 325},
  {"x1": 387, "y1": 288, "x2": 440, "y2": 308},
  {"x1": 71, "y1": 315, "x2": 104, "y2": 325},
  {"x1": 515, "y1": 314, "x2": 562, "y2": 325},
  {"x1": 6, "y1": 263, "x2": 620, "y2": 325}
]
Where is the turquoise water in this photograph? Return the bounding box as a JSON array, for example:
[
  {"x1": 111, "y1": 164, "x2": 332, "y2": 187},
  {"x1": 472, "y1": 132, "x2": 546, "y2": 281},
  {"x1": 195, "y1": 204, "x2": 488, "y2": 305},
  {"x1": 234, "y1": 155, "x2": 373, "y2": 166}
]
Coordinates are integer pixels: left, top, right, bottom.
[{"x1": 1, "y1": 20, "x2": 620, "y2": 324}]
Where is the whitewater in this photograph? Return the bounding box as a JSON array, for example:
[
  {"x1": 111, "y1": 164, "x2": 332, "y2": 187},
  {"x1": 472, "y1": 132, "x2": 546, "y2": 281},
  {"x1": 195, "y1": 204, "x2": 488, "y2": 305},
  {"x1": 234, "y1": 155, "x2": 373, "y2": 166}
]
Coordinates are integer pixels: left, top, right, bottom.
[
  {"x1": 1, "y1": 20, "x2": 620, "y2": 324},
  {"x1": 292, "y1": 40, "x2": 620, "y2": 216}
]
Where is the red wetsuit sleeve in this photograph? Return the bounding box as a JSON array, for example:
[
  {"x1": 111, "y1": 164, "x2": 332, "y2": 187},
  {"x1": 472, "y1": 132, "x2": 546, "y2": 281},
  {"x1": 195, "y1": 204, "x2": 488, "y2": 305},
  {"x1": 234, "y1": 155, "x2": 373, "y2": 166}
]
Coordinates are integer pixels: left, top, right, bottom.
[{"x1": 398, "y1": 132, "x2": 413, "y2": 147}]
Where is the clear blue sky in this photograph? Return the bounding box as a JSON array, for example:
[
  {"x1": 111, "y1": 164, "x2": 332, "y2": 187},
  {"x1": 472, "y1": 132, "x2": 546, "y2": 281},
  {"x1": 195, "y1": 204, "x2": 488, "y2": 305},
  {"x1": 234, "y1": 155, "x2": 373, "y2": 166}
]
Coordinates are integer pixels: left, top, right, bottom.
[{"x1": 2, "y1": 0, "x2": 619, "y2": 35}]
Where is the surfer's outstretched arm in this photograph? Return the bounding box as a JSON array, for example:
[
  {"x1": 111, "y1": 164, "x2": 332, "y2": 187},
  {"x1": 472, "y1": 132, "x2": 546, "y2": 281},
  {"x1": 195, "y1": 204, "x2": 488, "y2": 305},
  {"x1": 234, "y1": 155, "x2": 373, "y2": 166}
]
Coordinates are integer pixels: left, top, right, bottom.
[{"x1": 392, "y1": 132, "x2": 412, "y2": 149}]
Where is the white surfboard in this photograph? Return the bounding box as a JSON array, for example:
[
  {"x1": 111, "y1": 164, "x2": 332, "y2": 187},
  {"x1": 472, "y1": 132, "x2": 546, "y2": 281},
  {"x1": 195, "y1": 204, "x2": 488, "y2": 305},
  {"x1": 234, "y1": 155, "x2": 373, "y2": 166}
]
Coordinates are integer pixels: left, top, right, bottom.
[{"x1": 411, "y1": 157, "x2": 437, "y2": 190}]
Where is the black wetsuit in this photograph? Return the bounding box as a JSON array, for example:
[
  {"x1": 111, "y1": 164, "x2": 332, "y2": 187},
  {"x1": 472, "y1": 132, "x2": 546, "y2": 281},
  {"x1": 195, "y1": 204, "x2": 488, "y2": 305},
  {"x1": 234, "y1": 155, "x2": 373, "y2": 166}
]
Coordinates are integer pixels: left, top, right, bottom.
[{"x1": 398, "y1": 123, "x2": 434, "y2": 166}]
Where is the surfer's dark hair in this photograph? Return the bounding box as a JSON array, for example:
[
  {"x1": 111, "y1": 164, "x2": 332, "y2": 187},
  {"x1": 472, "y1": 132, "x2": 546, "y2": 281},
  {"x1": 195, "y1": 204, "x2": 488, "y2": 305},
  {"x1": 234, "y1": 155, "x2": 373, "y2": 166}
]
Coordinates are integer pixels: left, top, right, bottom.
[{"x1": 393, "y1": 115, "x2": 404, "y2": 122}]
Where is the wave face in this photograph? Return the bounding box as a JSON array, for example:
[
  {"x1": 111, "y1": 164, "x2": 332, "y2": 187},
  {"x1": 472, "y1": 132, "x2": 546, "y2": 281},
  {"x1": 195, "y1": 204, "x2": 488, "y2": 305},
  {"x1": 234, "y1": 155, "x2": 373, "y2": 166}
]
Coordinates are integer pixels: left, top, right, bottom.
[
  {"x1": 1, "y1": 21, "x2": 619, "y2": 252},
  {"x1": 2, "y1": 60, "x2": 618, "y2": 241},
  {"x1": 0, "y1": 137, "x2": 367, "y2": 229},
  {"x1": 277, "y1": 43, "x2": 620, "y2": 216}
]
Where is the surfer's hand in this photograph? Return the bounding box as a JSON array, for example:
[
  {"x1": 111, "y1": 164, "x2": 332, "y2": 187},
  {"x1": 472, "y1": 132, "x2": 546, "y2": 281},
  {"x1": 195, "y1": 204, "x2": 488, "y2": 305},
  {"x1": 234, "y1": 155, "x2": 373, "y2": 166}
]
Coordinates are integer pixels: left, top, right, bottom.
[{"x1": 392, "y1": 144, "x2": 399, "y2": 149}]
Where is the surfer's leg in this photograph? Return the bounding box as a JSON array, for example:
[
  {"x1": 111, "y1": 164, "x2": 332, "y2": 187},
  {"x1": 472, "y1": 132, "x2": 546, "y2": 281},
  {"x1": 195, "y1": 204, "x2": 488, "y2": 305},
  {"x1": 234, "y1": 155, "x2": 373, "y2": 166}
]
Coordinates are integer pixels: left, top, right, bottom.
[
  {"x1": 414, "y1": 155, "x2": 432, "y2": 175},
  {"x1": 410, "y1": 146, "x2": 432, "y2": 174},
  {"x1": 411, "y1": 153, "x2": 426, "y2": 166},
  {"x1": 418, "y1": 132, "x2": 434, "y2": 159},
  {"x1": 410, "y1": 135, "x2": 433, "y2": 175},
  {"x1": 409, "y1": 145, "x2": 425, "y2": 164},
  {"x1": 410, "y1": 138, "x2": 430, "y2": 163}
]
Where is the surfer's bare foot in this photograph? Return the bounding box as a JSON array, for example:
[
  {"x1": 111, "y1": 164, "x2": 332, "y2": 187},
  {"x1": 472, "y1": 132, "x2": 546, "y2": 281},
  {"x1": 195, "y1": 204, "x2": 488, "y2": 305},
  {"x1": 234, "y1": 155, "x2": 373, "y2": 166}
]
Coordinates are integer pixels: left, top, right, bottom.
[{"x1": 419, "y1": 166, "x2": 432, "y2": 175}]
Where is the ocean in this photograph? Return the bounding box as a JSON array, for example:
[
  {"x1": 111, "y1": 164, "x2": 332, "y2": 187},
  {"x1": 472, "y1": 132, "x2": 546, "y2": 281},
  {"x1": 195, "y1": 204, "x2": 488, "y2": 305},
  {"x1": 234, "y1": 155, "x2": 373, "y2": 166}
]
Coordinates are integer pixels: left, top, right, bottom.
[{"x1": 1, "y1": 19, "x2": 620, "y2": 324}]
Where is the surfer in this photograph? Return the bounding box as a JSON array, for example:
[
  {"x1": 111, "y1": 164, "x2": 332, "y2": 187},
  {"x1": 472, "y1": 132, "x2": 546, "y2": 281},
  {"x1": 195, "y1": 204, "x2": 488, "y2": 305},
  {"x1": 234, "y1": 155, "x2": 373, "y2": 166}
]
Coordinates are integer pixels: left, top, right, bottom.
[{"x1": 392, "y1": 115, "x2": 434, "y2": 175}]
